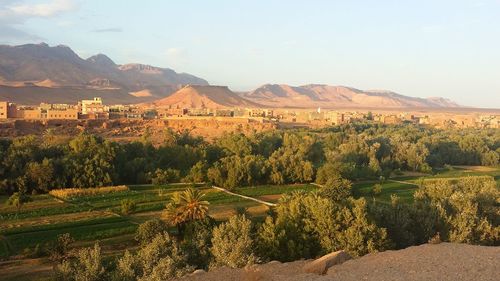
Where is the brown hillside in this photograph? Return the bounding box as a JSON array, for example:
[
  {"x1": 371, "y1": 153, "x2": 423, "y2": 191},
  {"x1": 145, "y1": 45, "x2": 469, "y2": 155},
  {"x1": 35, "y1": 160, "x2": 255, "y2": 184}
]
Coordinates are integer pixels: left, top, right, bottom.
[
  {"x1": 0, "y1": 85, "x2": 177, "y2": 105},
  {"x1": 0, "y1": 43, "x2": 208, "y2": 104},
  {"x1": 243, "y1": 84, "x2": 459, "y2": 108},
  {"x1": 153, "y1": 85, "x2": 262, "y2": 109}
]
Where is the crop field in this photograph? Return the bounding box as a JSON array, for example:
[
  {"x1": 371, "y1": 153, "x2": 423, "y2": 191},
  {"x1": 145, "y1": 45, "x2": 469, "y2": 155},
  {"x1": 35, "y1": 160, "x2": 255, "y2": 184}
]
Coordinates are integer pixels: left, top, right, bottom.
[
  {"x1": 352, "y1": 166, "x2": 500, "y2": 204},
  {"x1": 0, "y1": 183, "x2": 318, "y2": 259}
]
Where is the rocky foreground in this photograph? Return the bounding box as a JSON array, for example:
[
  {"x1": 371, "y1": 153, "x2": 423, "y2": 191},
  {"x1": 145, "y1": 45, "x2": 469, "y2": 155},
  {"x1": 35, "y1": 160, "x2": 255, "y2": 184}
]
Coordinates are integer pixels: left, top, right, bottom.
[{"x1": 178, "y1": 243, "x2": 499, "y2": 281}]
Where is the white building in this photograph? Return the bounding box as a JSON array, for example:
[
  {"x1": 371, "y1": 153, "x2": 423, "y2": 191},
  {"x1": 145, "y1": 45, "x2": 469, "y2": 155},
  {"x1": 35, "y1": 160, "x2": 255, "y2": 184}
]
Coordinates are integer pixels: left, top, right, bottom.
[{"x1": 80, "y1": 97, "x2": 108, "y2": 114}]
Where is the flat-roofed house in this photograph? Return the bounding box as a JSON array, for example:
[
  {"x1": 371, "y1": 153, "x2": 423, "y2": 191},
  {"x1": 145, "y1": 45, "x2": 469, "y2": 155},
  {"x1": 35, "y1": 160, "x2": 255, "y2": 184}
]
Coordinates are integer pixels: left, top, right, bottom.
[
  {"x1": 0, "y1": 101, "x2": 7, "y2": 119},
  {"x1": 46, "y1": 108, "x2": 79, "y2": 120}
]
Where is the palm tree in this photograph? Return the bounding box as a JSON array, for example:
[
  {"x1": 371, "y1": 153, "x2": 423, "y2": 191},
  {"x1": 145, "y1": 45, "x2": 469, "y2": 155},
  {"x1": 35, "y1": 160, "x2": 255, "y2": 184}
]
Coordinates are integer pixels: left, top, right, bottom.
[{"x1": 163, "y1": 188, "x2": 209, "y2": 235}]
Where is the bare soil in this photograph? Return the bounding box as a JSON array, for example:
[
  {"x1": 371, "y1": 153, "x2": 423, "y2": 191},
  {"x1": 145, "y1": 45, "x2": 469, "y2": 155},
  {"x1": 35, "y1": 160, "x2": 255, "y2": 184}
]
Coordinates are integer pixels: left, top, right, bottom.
[{"x1": 178, "y1": 243, "x2": 500, "y2": 281}]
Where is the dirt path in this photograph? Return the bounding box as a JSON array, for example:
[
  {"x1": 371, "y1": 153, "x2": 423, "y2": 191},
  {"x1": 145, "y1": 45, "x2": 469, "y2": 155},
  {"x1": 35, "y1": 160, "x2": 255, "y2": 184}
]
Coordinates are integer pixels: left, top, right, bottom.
[
  {"x1": 212, "y1": 186, "x2": 277, "y2": 207},
  {"x1": 388, "y1": 179, "x2": 419, "y2": 186}
]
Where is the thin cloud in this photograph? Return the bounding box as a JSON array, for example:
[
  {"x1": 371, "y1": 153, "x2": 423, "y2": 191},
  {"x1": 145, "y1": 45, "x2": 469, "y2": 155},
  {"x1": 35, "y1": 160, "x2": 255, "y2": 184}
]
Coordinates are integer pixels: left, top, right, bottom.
[
  {"x1": 0, "y1": 0, "x2": 78, "y2": 44},
  {"x1": 165, "y1": 47, "x2": 189, "y2": 69},
  {"x1": 0, "y1": 25, "x2": 43, "y2": 43},
  {"x1": 92, "y1": 27, "x2": 123, "y2": 33},
  {"x1": 8, "y1": 0, "x2": 77, "y2": 18}
]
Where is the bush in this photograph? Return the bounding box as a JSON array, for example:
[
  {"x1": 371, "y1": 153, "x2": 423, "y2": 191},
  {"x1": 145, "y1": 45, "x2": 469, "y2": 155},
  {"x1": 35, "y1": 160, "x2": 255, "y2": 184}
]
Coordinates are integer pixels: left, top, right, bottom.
[
  {"x1": 120, "y1": 199, "x2": 136, "y2": 215},
  {"x1": 151, "y1": 169, "x2": 181, "y2": 185},
  {"x1": 50, "y1": 233, "x2": 75, "y2": 262},
  {"x1": 317, "y1": 175, "x2": 352, "y2": 202},
  {"x1": 211, "y1": 215, "x2": 256, "y2": 268},
  {"x1": 135, "y1": 220, "x2": 168, "y2": 245},
  {"x1": 414, "y1": 176, "x2": 500, "y2": 245},
  {"x1": 54, "y1": 243, "x2": 105, "y2": 281},
  {"x1": 115, "y1": 232, "x2": 193, "y2": 280},
  {"x1": 372, "y1": 184, "x2": 382, "y2": 197},
  {"x1": 257, "y1": 193, "x2": 388, "y2": 261},
  {"x1": 182, "y1": 218, "x2": 215, "y2": 269}
]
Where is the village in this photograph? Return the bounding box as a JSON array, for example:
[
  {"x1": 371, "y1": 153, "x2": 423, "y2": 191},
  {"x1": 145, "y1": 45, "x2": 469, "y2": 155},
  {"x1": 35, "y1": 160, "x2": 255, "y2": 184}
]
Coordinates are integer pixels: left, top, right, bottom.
[{"x1": 0, "y1": 97, "x2": 499, "y2": 129}]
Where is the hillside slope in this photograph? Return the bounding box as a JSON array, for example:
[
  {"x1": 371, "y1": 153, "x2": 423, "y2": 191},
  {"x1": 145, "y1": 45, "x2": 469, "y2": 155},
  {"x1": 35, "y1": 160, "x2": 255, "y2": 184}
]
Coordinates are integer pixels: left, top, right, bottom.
[
  {"x1": 243, "y1": 84, "x2": 459, "y2": 108},
  {"x1": 0, "y1": 43, "x2": 208, "y2": 104},
  {"x1": 153, "y1": 85, "x2": 262, "y2": 109},
  {"x1": 177, "y1": 243, "x2": 499, "y2": 281}
]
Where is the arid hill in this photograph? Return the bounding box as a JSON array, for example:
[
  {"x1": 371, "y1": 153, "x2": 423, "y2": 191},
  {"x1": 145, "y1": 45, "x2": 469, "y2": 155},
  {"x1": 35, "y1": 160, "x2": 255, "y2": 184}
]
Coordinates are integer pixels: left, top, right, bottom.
[
  {"x1": 0, "y1": 43, "x2": 208, "y2": 104},
  {"x1": 153, "y1": 85, "x2": 262, "y2": 109},
  {"x1": 242, "y1": 84, "x2": 459, "y2": 108}
]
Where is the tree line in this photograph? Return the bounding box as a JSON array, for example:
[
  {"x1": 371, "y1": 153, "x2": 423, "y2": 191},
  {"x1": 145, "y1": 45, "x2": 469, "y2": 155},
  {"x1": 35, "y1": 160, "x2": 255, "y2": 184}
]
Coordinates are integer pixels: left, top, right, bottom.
[{"x1": 1, "y1": 123, "x2": 498, "y2": 194}]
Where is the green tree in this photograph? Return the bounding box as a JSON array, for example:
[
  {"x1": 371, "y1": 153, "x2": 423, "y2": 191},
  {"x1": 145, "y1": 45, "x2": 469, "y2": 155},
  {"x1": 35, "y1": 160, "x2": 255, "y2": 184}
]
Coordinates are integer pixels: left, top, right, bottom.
[
  {"x1": 413, "y1": 176, "x2": 499, "y2": 245},
  {"x1": 120, "y1": 199, "x2": 136, "y2": 216},
  {"x1": 257, "y1": 193, "x2": 387, "y2": 261},
  {"x1": 55, "y1": 243, "x2": 105, "y2": 281},
  {"x1": 50, "y1": 233, "x2": 75, "y2": 262},
  {"x1": 181, "y1": 218, "x2": 215, "y2": 269},
  {"x1": 163, "y1": 188, "x2": 209, "y2": 235},
  {"x1": 317, "y1": 174, "x2": 352, "y2": 202},
  {"x1": 372, "y1": 183, "x2": 382, "y2": 197},
  {"x1": 151, "y1": 168, "x2": 181, "y2": 185},
  {"x1": 6, "y1": 190, "x2": 32, "y2": 214},
  {"x1": 114, "y1": 232, "x2": 193, "y2": 281},
  {"x1": 211, "y1": 215, "x2": 256, "y2": 268},
  {"x1": 135, "y1": 219, "x2": 168, "y2": 245}
]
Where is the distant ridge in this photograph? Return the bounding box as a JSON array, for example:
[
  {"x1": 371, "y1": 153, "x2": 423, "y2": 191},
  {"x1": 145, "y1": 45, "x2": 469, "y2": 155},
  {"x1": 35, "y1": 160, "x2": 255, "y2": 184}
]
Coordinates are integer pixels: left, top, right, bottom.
[
  {"x1": 0, "y1": 43, "x2": 461, "y2": 108},
  {"x1": 0, "y1": 43, "x2": 208, "y2": 104},
  {"x1": 242, "y1": 84, "x2": 460, "y2": 108},
  {"x1": 153, "y1": 85, "x2": 262, "y2": 109}
]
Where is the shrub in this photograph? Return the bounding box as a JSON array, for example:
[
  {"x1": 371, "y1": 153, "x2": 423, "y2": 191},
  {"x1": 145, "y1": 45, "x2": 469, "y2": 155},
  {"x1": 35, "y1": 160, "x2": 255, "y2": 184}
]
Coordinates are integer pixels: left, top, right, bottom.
[
  {"x1": 50, "y1": 233, "x2": 75, "y2": 262},
  {"x1": 6, "y1": 191, "x2": 32, "y2": 213},
  {"x1": 151, "y1": 169, "x2": 181, "y2": 185},
  {"x1": 115, "y1": 232, "x2": 193, "y2": 280},
  {"x1": 317, "y1": 175, "x2": 352, "y2": 202},
  {"x1": 182, "y1": 218, "x2": 215, "y2": 269},
  {"x1": 135, "y1": 220, "x2": 168, "y2": 245},
  {"x1": 211, "y1": 215, "x2": 256, "y2": 268},
  {"x1": 120, "y1": 199, "x2": 136, "y2": 215},
  {"x1": 372, "y1": 184, "x2": 382, "y2": 197},
  {"x1": 257, "y1": 193, "x2": 388, "y2": 261},
  {"x1": 54, "y1": 243, "x2": 105, "y2": 281},
  {"x1": 49, "y1": 185, "x2": 129, "y2": 200},
  {"x1": 413, "y1": 176, "x2": 500, "y2": 245}
]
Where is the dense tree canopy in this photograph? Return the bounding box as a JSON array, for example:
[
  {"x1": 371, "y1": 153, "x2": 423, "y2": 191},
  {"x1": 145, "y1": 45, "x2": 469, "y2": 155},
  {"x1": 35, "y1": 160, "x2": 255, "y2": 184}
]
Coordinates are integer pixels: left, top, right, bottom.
[{"x1": 0, "y1": 124, "x2": 498, "y2": 194}]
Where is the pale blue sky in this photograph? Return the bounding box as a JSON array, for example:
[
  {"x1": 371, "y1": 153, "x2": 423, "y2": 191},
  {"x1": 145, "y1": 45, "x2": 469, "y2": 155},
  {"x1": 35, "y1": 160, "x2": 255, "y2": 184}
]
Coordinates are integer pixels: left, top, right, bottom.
[{"x1": 1, "y1": 0, "x2": 499, "y2": 107}]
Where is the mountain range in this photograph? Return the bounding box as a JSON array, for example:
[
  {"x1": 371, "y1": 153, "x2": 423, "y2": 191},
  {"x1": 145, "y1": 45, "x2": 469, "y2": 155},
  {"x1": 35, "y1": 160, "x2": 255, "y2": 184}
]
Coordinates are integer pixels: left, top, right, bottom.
[
  {"x1": 241, "y1": 84, "x2": 459, "y2": 108},
  {"x1": 0, "y1": 43, "x2": 208, "y2": 104},
  {"x1": 0, "y1": 43, "x2": 459, "y2": 108}
]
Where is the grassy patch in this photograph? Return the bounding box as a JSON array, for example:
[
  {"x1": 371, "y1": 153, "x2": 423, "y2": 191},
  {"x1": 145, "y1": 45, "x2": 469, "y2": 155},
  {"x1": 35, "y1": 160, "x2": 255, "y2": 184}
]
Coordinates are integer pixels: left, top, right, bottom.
[
  {"x1": 4, "y1": 217, "x2": 137, "y2": 255},
  {"x1": 352, "y1": 181, "x2": 418, "y2": 204}
]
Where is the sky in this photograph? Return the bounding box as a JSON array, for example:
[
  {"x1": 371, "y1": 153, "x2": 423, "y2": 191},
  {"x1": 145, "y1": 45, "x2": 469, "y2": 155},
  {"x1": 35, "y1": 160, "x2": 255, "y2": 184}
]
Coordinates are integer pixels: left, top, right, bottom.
[{"x1": 0, "y1": 0, "x2": 499, "y2": 108}]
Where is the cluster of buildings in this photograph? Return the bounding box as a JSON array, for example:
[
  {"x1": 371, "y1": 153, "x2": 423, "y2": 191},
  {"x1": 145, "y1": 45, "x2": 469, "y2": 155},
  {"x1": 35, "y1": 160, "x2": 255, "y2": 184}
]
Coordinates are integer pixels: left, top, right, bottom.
[
  {"x1": 0, "y1": 98, "x2": 275, "y2": 121},
  {"x1": 1, "y1": 98, "x2": 498, "y2": 129},
  {"x1": 1, "y1": 98, "x2": 107, "y2": 120}
]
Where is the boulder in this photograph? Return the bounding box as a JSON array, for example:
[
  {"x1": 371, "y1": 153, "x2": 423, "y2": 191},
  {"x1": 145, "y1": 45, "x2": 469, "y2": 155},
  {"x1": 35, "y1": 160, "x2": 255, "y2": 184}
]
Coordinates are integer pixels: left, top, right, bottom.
[
  {"x1": 190, "y1": 269, "x2": 206, "y2": 276},
  {"x1": 302, "y1": 250, "x2": 351, "y2": 275}
]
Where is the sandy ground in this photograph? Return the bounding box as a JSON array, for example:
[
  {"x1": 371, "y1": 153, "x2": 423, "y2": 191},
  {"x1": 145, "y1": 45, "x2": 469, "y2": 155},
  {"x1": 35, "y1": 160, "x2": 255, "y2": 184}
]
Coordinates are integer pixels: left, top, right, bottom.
[{"x1": 177, "y1": 243, "x2": 500, "y2": 281}]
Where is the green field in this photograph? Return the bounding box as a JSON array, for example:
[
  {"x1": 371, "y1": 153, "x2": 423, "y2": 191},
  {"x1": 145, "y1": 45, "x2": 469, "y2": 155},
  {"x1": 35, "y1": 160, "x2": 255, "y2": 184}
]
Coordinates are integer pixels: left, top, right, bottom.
[
  {"x1": 0, "y1": 183, "x2": 318, "y2": 258},
  {"x1": 352, "y1": 165, "x2": 500, "y2": 204}
]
